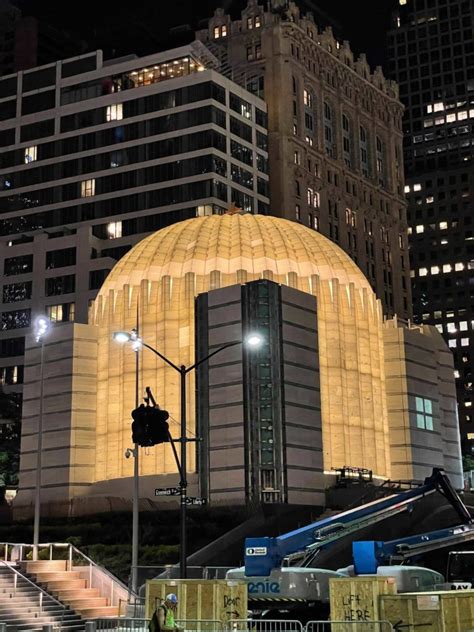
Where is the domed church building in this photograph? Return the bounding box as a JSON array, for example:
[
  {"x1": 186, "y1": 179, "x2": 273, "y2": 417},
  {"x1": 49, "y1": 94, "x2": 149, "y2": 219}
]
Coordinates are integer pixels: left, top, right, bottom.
[{"x1": 15, "y1": 213, "x2": 462, "y2": 515}]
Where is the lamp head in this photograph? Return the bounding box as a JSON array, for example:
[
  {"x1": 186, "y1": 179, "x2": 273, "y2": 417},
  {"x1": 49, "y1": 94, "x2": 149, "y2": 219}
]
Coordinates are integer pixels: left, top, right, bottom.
[
  {"x1": 34, "y1": 316, "x2": 50, "y2": 342},
  {"x1": 113, "y1": 331, "x2": 132, "y2": 344},
  {"x1": 245, "y1": 333, "x2": 263, "y2": 348}
]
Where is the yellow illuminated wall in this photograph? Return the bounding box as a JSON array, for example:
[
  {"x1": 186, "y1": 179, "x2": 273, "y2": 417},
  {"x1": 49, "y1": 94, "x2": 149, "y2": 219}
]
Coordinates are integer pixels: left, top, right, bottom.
[{"x1": 92, "y1": 213, "x2": 391, "y2": 483}]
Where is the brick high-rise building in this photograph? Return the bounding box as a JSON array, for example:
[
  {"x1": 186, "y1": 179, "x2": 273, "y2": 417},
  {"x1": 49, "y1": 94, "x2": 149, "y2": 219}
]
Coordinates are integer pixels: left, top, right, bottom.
[
  {"x1": 196, "y1": 0, "x2": 412, "y2": 319},
  {"x1": 387, "y1": 0, "x2": 473, "y2": 451}
]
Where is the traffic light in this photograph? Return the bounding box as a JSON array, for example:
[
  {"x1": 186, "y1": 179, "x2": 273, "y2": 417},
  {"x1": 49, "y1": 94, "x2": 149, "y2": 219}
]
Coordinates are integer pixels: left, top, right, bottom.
[{"x1": 131, "y1": 404, "x2": 170, "y2": 447}]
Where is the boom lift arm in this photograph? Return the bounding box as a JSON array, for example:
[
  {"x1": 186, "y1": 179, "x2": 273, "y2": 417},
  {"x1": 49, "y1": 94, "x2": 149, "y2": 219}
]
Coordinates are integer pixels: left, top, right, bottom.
[
  {"x1": 244, "y1": 469, "x2": 469, "y2": 577},
  {"x1": 352, "y1": 469, "x2": 473, "y2": 574}
]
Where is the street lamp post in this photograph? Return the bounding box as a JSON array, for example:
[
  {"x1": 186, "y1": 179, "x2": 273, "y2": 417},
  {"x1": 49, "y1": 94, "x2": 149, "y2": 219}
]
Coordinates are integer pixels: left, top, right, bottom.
[
  {"x1": 114, "y1": 330, "x2": 262, "y2": 579},
  {"x1": 32, "y1": 316, "x2": 51, "y2": 561}
]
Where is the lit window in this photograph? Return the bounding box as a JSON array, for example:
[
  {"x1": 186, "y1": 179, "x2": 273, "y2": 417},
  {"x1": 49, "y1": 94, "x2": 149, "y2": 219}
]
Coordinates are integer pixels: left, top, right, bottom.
[
  {"x1": 247, "y1": 16, "x2": 253, "y2": 29},
  {"x1": 24, "y1": 146, "x2": 37, "y2": 163},
  {"x1": 415, "y1": 396, "x2": 434, "y2": 431},
  {"x1": 454, "y1": 370, "x2": 460, "y2": 378},
  {"x1": 404, "y1": 185, "x2": 410, "y2": 193},
  {"x1": 439, "y1": 221, "x2": 448, "y2": 230},
  {"x1": 255, "y1": 15, "x2": 261, "y2": 28},
  {"x1": 313, "y1": 215, "x2": 319, "y2": 231},
  {"x1": 426, "y1": 196, "x2": 434, "y2": 204},
  {"x1": 435, "y1": 324, "x2": 443, "y2": 333},
  {"x1": 106, "y1": 104, "x2": 123, "y2": 122},
  {"x1": 447, "y1": 323, "x2": 457, "y2": 333},
  {"x1": 419, "y1": 268, "x2": 428, "y2": 276},
  {"x1": 106, "y1": 221, "x2": 122, "y2": 239},
  {"x1": 460, "y1": 321, "x2": 468, "y2": 331},
  {"x1": 416, "y1": 225, "x2": 424, "y2": 233},
  {"x1": 295, "y1": 204, "x2": 301, "y2": 220},
  {"x1": 466, "y1": 401, "x2": 472, "y2": 408},
  {"x1": 413, "y1": 183, "x2": 422, "y2": 192},
  {"x1": 461, "y1": 338, "x2": 469, "y2": 347},
  {"x1": 449, "y1": 339, "x2": 457, "y2": 348},
  {"x1": 455, "y1": 263, "x2": 464, "y2": 271},
  {"x1": 81, "y1": 179, "x2": 95, "y2": 197},
  {"x1": 458, "y1": 111, "x2": 468, "y2": 120},
  {"x1": 214, "y1": 26, "x2": 220, "y2": 38},
  {"x1": 431, "y1": 266, "x2": 440, "y2": 275},
  {"x1": 467, "y1": 432, "x2": 474, "y2": 439},
  {"x1": 222, "y1": 25, "x2": 227, "y2": 37},
  {"x1": 447, "y1": 113, "x2": 456, "y2": 123},
  {"x1": 304, "y1": 89, "x2": 313, "y2": 108},
  {"x1": 441, "y1": 239, "x2": 448, "y2": 245},
  {"x1": 407, "y1": 227, "x2": 413, "y2": 235},
  {"x1": 433, "y1": 102, "x2": 444, "y2": 112},
  {"x1": 442, "y1": 264, "x2": 452, "y2": 273},
  {"x1": 305, "y1": 135, "x2": 314, "y2": 146},
  {"x1": 196, "y1": 205, "x2": 213, "y2": 217},
  {"x1": 399, "y1": 1, "x2": 406, "y2": 6}
]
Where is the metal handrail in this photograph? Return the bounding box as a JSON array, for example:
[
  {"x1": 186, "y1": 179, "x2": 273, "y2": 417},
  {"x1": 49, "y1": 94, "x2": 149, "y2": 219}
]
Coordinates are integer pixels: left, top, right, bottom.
[
  {"x1": 68, "y1": 544, "x2": 136, "y2": 597},
  {"x1": 0, "y1": 559, "x2": 65, "y2": 626},
  {"x1": 1, "y1": 541, "x2": 139, "y2": 605}
]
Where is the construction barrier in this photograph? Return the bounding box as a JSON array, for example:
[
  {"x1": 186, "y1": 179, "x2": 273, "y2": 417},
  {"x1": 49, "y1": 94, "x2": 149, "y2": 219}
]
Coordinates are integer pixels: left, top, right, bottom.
[
  {"x1": 225, "y1": 619, "x2": 304, "y2": 632},
  {"x1": 306, "y1": 622, "x2": 394, "y2": 632},
  {"x1": 85, "y1": 619, "x2": 394, "y2": 632}
]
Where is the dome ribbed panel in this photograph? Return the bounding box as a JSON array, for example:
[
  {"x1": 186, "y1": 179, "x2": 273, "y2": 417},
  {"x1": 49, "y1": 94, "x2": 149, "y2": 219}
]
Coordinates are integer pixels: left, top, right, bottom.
[{"x1": 97, "y1": 214, "x2": 371, "y2": 299}]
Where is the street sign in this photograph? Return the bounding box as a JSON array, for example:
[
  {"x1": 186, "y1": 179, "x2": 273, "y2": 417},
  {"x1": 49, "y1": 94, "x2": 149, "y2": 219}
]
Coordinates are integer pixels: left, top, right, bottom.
[
  {"x1": 185, "y1": 496, "x2": 207, "y2": 506},
  {"x1": 155, "y1": 487, "x2": 180, "y2": 496}
]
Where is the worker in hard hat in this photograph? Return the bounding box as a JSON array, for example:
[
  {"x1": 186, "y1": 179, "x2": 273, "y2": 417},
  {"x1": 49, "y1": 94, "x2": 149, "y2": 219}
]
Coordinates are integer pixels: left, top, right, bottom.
[{"x1": 149, "y1": 593, "x2": 182, "y2": 632}]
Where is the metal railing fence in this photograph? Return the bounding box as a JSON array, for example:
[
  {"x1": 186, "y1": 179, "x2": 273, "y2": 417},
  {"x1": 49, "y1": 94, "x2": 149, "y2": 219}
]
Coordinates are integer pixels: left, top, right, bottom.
[
  {"x1": 82, "y1": 619, "x2": 394, "y2": 632},
  {"x1": 306, "y1": 622, "x2": 394, "y2": 632},
  {"x1": 225, "y1": 620, "x2": 304, "y2": 632},
  {"x1": 0, "y1": 541, "x2": 136, "y2": 606},
  {"x1": 0, "y1": 559, "x2": 65, "y2": 627}
]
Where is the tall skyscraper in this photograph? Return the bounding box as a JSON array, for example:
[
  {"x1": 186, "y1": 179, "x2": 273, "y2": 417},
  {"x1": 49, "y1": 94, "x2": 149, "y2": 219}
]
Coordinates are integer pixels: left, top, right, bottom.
[
  {"x1": 196, "y1": 0, "x2": 412, "y2": 319},
  {"x1": 0, "y1": 43, "x2": 269, "y2": 392},
  {"x1": 387, "y1": 0, "x2": 473, "y2": 451}
]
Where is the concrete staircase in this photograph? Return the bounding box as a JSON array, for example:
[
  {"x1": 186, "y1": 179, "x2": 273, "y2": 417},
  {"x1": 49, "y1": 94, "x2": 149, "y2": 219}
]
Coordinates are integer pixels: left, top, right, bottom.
[
  {"x1": 0, "y1": 565, "x2": 84, "y2": 631},
  {"x1": 22, "y1": 560, "x2": 119, "y2": 619}
]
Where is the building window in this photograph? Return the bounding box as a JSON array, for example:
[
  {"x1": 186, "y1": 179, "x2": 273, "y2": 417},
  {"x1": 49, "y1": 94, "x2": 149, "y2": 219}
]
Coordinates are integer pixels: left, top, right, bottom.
[
  {"x1": 213, "y1": 24, "x2": 227, "y2": 39},
  {"x1": 106, "y1": 103, "x2": 123, "y2": 121},
  {"x1": 360, "y1": 126, "x2": 369, "y2": 177},
  {"x1": 342, "y1": 114, "x2": 352, "y2": 168},
  {"x1": 294, "y1": 150, "x2": 301, "y2": 165},
  {"x1": 46, "y1": 247, "x2": 76, "y2": 269},
  {"x1": 255, "y1": 15, "x2": 261, "y2": 28},
  {"x1": 247, "y1": 16, "x2": 253, "y2": 29},
  {"x1": 81, "y1": 179, "x2": 95, "y2": 197},
  {"x1": 376, "y1": 136, "x2": 385, "y2": 186},
  {"x1": 1, "y1": 309, "x2": 31, "y2": 331},
  {"x1": 247, "y1": 46, "x2": 254, "y2": 61},
  {"x1": 89, "y1": 269, "x2": 110, "y2": 290},
  {"x1": 4, "y1": 254, "x2": 33, "y2": 276},
  {"x1": 415, "y1": 396, "x2": 434, "y2": 431},
  {"x1": 0, "y1": 365, "x2": 23, "y2": 386},
  {"x1": 303, "y1": 89, "x2": 313, "y2": 108},
  {"x1": 2, "y1": 281, "x2": 32, "y2": 303},
  {"x1": 45, "y1": 274, "x2": 75, "y2": 296},
  {"x1": 295, "y1": 204, "x2": 301, "y2": 220},
  {"x1": 24, "y1": 145, "x2": 37, "y2": 163},
  {"x1": 46, "y1": 302, "x2": 75, "y2": 322},
  {"x1": 323, "y1": 101, "x2": 334, "y2": 157},
  {"x1": 106, "y1": 221, "x2": 122, "y2": 239}
]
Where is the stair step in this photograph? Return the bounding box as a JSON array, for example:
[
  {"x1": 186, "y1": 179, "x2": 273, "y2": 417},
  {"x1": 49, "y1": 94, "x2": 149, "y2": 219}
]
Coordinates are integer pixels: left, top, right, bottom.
[
  {"x1": 73, "y1": 605, "x2": 119, "y2": 617},
  {"x1": 64, "y1": 597, "x2": 107, "y2": 609},
  {"x1": 56, "y1": 588, "x2": 100, "y2": 600},
  {"x1": 33, "y1": 571, "x2": 82, "y2": 582},
  {"x1": 45, "y1": 579, "x2": 87, "y2": 591},
  {"x1": 24, "y1": 560, "x2": 68, "y2": 573}
]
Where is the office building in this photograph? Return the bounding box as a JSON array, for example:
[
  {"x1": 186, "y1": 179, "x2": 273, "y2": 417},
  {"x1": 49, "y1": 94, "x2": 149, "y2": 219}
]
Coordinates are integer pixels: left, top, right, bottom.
[
  {"x1": 387, "y1": 0, "x2": 473, "y2": 450},
  {"x1": 195, "y1": 0, "x2": 411, "y2": 319},
  {"x1": 15, "y1": 213, "x2": 461, "y2": 516},
  {"x1": 0, "y1": 43, "x2": 269, "y2": 392}
]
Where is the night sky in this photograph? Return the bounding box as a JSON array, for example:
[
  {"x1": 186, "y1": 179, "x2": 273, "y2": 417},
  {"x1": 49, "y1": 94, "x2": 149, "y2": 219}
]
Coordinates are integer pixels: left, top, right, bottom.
[{"x1": 12, "y1": 0, "x2": 396, "y2": 72}]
